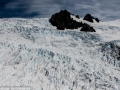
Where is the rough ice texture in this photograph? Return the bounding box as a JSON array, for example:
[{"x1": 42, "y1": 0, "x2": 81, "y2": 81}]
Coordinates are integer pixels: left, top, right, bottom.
[{"x1": 0, "y1": 18, "x2": 120, "y2": 90}]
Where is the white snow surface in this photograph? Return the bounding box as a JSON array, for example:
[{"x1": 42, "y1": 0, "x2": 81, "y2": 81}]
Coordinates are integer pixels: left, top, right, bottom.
[{"x1": 0, "y1": 17, "x2": 120, "y2": 90}]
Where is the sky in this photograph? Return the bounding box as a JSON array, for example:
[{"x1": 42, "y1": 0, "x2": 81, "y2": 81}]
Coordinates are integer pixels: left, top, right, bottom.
[{"x1": 0, "y1": 0, "x2": 120, "y2": 21}]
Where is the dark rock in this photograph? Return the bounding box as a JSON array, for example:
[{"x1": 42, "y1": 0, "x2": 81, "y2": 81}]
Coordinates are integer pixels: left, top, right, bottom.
[
  {"x1": 49, "y1": 10, "x2": 97, "y2": 32},
  {"x1": 49, "y1": 9, "x2": 83, "y2": 30},
  {"x1": 76, "y1": 15, "x2": 79, "y2": 18},
  {"x1": 57, "y1": 25, "x2": 65, "y2": 30},
  {"x1": 80, "y1": 24, "x2": 96, "y2": 32},
  {"x1": 83, "y1": 14, "x2": 93, "y2": 23},
  {"x1": 83, "y1": 14, "x2": 100, "y2": 23},
  {"x1": 94, "y1": 18, "x2": 99, "y2": 22}
]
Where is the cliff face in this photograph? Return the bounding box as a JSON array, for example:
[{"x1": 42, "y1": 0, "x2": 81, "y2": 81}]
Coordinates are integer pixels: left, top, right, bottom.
[{"x1": 0, "y1": 18, "x2": 120, "y2": 90}]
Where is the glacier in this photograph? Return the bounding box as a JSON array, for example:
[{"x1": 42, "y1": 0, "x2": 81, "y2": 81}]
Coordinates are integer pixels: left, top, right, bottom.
[{"x1": 0, "y1": 17, "x2": 120, "y2": 90}]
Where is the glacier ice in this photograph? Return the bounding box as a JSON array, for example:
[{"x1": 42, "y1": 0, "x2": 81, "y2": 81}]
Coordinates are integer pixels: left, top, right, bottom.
[{"x1": 0, "y1": 18, "x2": 120, "y2": 90}]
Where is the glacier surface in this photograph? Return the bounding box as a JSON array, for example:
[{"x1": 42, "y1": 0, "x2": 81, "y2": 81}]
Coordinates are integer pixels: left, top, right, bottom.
[{"x1": 0, "y1": 18, "x2": 120, "y2": 90}]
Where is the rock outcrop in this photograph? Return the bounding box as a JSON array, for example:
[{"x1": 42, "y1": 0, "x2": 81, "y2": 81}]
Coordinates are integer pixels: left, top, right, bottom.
[
  {"x1": 49, "y1": 10, "x2": 96, "y2": 32},
  {"x1": 83, "y1": 14, "x2": 100, "y2": 23},
  {"x1": 80, "y1": 24, "x2": 96, "y2": 32},
  {"x1": 49, "y1": 10, "x2": 83, "y2": 30}
]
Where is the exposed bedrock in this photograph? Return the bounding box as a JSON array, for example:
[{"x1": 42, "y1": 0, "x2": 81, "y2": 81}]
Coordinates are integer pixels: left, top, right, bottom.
[{"x1": 49, "y1": 10, "x2": 96, "y2": 32}]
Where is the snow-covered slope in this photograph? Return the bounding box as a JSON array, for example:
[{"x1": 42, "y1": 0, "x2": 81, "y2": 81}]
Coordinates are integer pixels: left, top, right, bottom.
[{"x1": 0, "y1": 18, "x2": 120, "y2": 90}]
